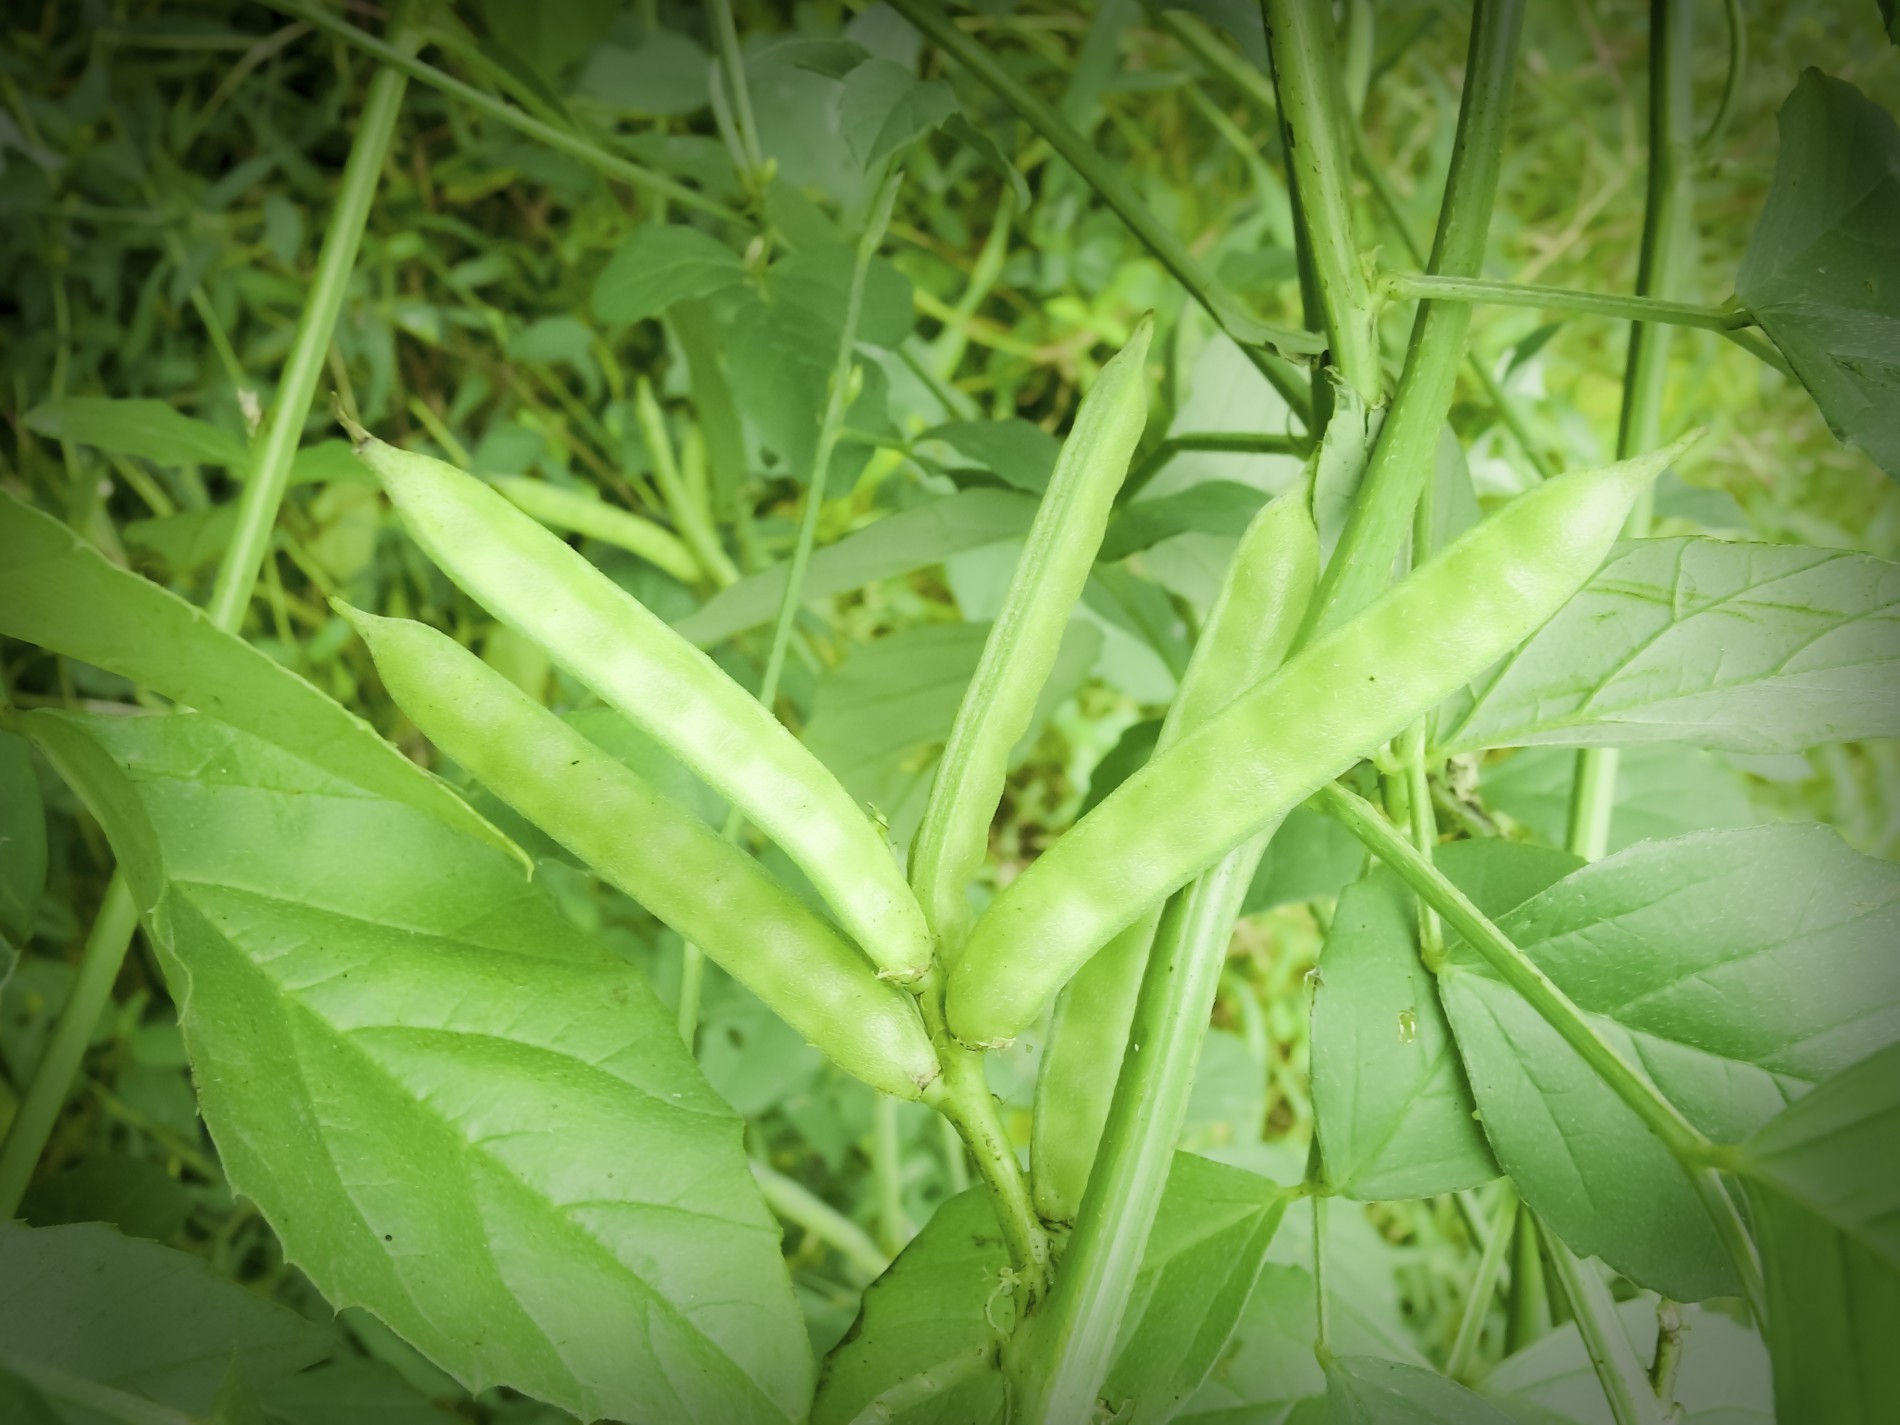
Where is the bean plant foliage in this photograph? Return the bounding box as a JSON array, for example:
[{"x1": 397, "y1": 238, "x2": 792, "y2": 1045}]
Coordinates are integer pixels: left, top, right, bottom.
[{"x1": 0, "y1": 2, "x2": 1895, "y2": 1424}]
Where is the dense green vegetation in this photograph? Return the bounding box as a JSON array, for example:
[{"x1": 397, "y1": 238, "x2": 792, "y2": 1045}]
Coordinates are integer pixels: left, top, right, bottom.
[{"x1": 0, "y1": 2, "x2": 1896, "y2": 1422}]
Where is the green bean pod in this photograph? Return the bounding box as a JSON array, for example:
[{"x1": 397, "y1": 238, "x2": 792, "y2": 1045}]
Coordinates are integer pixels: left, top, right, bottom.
[
  {"x1": 909, "y1": 316, "x2": 1153, "y2": 951},
  {"x1": 1031, "y1": 491, "x2": 1319, "y2": 1221},
  {"x1": 490, "y1": 475, "x2": 703, "y2": 585},
  {"x1": 349, "y1": 427, "x2": 935, "y2": 984},
  {"x1": 949, "y1": 432, "x2": 1697, "y2": 1046},
  {"x1": 341, "y1": 604, "x2": 941, "y2": 1100}
]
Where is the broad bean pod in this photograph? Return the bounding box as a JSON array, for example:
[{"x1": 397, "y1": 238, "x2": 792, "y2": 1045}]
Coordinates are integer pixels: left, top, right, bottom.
[
  {"x1": 949, "y1": 432, "x2": 1697, "y2": 1046},
  {"x1": 342, "y1": 605, "x2": 941, "y2": 1100},
  {"x1": 909, "y1": 316, "x2": 1153, "y2": 951},
  {"x1": 1031, "y1": 491, "x2": 1319, "y2": 1221},
  {"x1": 349, "y1": 427, "x2": 935, "y2": 984}
]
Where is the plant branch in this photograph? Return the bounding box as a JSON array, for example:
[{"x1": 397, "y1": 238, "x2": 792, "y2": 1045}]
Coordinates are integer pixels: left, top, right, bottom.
[
  {"x1": 1384, "y1": 273, "x2": 1745, "y2": 334},
  {"x1": 1303, "y1": 0, "x2": 1526, "y2": 637},
  {"x1": 749, "y1": 1159, "x2": 890, "y2": 1284},
  {"x1": 1447, "y1": 1182, "x2": 1518, "y2": 1380},
  {"x1": 1261, "y1": 0, "x2": 1383, "y2": 400},
  {"x1": 1119, "y1": 430, "x2": 1313, "y2": 504},
  {"x1": 884, "y1": 0, "x2": 1320, "y2": 425},
  {"x1": 1545, "y1": 1230, "x2": 1669, "y2": 1425},
  {"x1": 262, "y1": 0, "x2": 745, "y2": 226}
]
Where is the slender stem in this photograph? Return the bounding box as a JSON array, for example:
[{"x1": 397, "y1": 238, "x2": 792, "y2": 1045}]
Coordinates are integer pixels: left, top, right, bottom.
[
  {"x1": 1007, "y1": 834, "x2": 1267, "y2": 1420},
  {"x1": 0, "y1": 8, "x2": 420, "y2": 1219},
  {"x1": 675, "y1": 940, "x2": 705, "y2": 1047},
  {"x1": 208, "y1": 9, "x2": 419, "y2": 630},
  {"x1": 1447, "y1": 1182, "x2": 1519, "y2": 1380},
  {"x1": 0, "y1": 876, "x2": 138, "y2": 1216},
  {"x1": 873, "y1": 1094, "x2": 909, "y2": 1257},
  {"x1": 1384, "y1": 272, "x2": 1743, "y2": 333},
  {"x1": 1649, "y1": 1298, "x2": 1687, "y2": 1404},
  {"x1": 262, "y1": 0, "x2": 745, "y2": 226},
  {"x1": 1312, "y1": 1191, "x2": 1334, "y2": 1363},
  {"x1": 929, "y1": 188, "x2": 1017, "y2": 380},
  {"x1": 1570, "y1": 0, "x2": 1696, "y2": 867},
  {"x1": 1303, "y1": 0, "x2": 1526, "y2": 637},
  {"x1": 0, "y1": 1349, "x2": 192, "y2": 1425},
  {"x1": 1311, "y1": 782, "x2": 1715, "y2": 1168},
  {"x1": 1545, "y1": 1230, "x2": 1668, "y2": 1425},
  {"x1": 940, "y1": 1113, "x2": 971, "y2": 1194},
  {"x1": 884, "y1": 0, "x2": 1320, "y2": 424},
  {"x1": 633, "y1": 378, "x2": 737, "y2": 587},
  {"x1": 1689, "y1": 1165, "x2": 1767, "y2": 1326},
  {"x1": 758, "y1": 171, "x2": 903, "y2": 711},
  {"x1": 708, "y1": 0, "x2": 765, "y2": 178},
  {"x1": 1261, "y1": 0, "x2": 1382, "y2": 400},
  {"x1": 1698, "y1": 0, "x2": 1747, "y2": 163},
  {"x1": 748, "y1": 1159, "x2": 890, "y2": 1284},
  {"x1": 1145, "y1": 3, "x2": 1279, "y2": 118}
]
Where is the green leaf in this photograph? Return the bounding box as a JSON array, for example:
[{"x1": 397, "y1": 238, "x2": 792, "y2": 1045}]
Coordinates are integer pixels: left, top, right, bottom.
[
  {"x1": 766, "y1": 37, "x2": 874, "y2": 81},
  {"x1": 1480, "y1": 744, "x2": 1760, "y2": 854},
  {"x1": 940, "y1": 113, "x2": 1033, "y2": 209},
  {"x1": 922, "y1": 420, "x2": 1062, "y2": 494},
  {"x1": 840, "y1": 60, "x2": 958, "y2": 169},
  {"x1": 22, "y1": 710, "x2": 814, "y2": 1425},
  {"x1": 803, "y1": 619, "x2": 1100, "y2": 849},
  {"x1": 1102, "y1": 482, "x2": 1269, "y2": 561},
  {"x1": 0, "y1": 1221, "x2": 331, "y2": 1417},
  {"x1": 673, "y1": 489, "x2": 1037, "y2": 648},
  {"x1": 575, "y1": 30, "x2": 712, "y2": 117},
  {"x1": 1746, "y1": 1181, "x2": 1900, "y2": 1425},
  {"x1": 1441, "y1": 825, "x2": 1900, "y2": 1300},
  {"x1": 1737, "y1": 1040, "x2": 1900, "y2": 1267},
  {"x1": 814, "y1": 1155, "x2": 1284, "y2": 1425},
  {"x1": 1099, "y1": 1154, "x2": 1289, "y2": 1424},
  {"x1": 0, "y1": 491, "x2": 522, "y2": 869},
  {"x1": 19, "y1": 1154, "x2": 194, "y2": 1244},
  {"x1": 1243, "y1": 805, "x2": 1367, "y2": 915},
  {"x1": 811, "y1": 1189, "x2": 1009, "y2": 1425},
  {"x1": 1327, "y1": 1356, "x2": 1519, "y2": 1424},
  {"x1": 0, "y1": 1368, "x2": 60, "y2": 1425},
  {"x1": 591, "y1": 224, "x2": 747, "y2": 328},
  {"x1": 23, "y1": 397, "x2": 248, "y2": 469},
  {"x1": 253, "y1": 1356, "x2": 460, "y2": 1425},
  {"x1": 768, "y1": 245, "x2": 916, "y2": 351},
  {"x1": 1481, "y1": 1299, "x2": 1772, "y2": 1424},
  {"x1": 1737, "y1": 70, "x2": 1900, "y2": 479},
  {"x1": 0, "y1": 731, "x2": 46, "y2": 946},
  {"x1": 1313, "y1": 841, "x2": 1581, "y2": 1201},
  {"x1": 1439, "y1": 538, "x2": 1900, "y2": 756}
]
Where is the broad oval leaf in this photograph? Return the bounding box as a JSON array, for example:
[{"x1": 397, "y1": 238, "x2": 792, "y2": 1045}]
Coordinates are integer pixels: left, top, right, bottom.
[
  {"x1": 1312, "y1": 840, "x2": 1581, "y2": 1201},
  {"x1": 591, "y1": 224, "x2": 747, "y2": 328},
  {"x1": 840, "y1": 61, "x2": 958, "y2": 168},
  {"x1": 1737, "y1": 70, "x2": 1900, "y2": 480},
  {"x1": 23, "y1": 396, "x2": 248, "y2": 469},
  {"x1": 1438, "y1": 537, "x2": 1900, "y2": 756},
  {"x1": 1441, "y1": 824, "x2": 1900, "y2": 1300},
  {"x1": 1746, "y1": 1180, "x2": 1900, "y2": 1425},
  {"x1": 0, "y1": 491, "x2": 521, "y2": 867},
  {"x1": 0, "y1": 1221, "x2": 331, "y2": 1417},
  {"x1": 1737, "y1": 1039, "x2": 1900, "y2": 1268},
  {"x1": 23, "y1": 709, "x2": 813, "y2": 1425}
]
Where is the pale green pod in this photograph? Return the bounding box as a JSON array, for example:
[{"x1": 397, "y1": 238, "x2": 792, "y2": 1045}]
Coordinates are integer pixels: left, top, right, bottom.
[
  {"x1": 1031, "y1": 491, "x2": 1319, "y2": 1222},
  {"x1": 343, "y1": 604, "x2": 941, "y2": 1099},
  {"x1": 350, "y1": 430, "x2": 934, "y2": 983},
  {"x1": 909, "y1": 315, "x2": 1154, "y2": 952},
  {"x1": 951, "y1": 433, "x2": 1698, "y2": 1047}
]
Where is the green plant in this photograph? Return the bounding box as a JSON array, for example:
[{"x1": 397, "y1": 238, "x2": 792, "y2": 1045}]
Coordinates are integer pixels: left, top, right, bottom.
[{"x1": 0, "y1": 3, "x2": 1896, "y2": 1424}]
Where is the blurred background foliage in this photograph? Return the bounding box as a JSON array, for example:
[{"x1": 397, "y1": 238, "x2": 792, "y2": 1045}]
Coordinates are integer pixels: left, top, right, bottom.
[{"x1": 0, "y1": 0, "x2": 1894, "y2": 1419}]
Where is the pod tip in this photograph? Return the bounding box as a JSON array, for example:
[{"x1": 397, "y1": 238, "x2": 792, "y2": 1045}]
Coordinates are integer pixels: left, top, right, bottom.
[{"x1": 330, "y1": 394, "x2": 372, "y2": 451}]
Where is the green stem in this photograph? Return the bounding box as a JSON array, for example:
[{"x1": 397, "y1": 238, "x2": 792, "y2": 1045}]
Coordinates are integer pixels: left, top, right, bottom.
[
  {"x1": 262, "y1": 0, "x2": 745, "y2": 226},
  {"x1": 929, "y1": 187, "x2": 1017, "y2": 380},
  {"x1": 1545, "y1": 1229, "x2": 1668, "y2": 1425},
  {"x1": 1311, "y1": 782, "x2": 1713, "y2": 1167},
  {"x1": 873, "y1": 1094, "x2": 909, "y2": 1257},
  {"x1": 1260, "y1": 0, "x2": 1382, "y2": 400},
  {"x1": 1384, "y1": 273, "x2": 1743, "y2": 333},
  {"x1": 1570, "y1": 0, "x2": 1696, "y2": 866},
  {"x1": 884, "y1": 0, "x2": 1320, "y2": 424},
  {"x1": 1303, "y1": 0, "x2": 1525, "y2": 637},
  {"x1": 0, "y1": 8, "x2": 421, "y2": 1220},
  {"x1": 1507, "y1": 1205, "x2": 1552, "y2": 1351},
  {"x1": 1649, "y1": 1298, "x2": 1687, "y2": 1404},
  {"x1": 0, "y1": 875, "x2": 139, "y2": 1217},
  {"x1": 207, "y1": 8, "x2": 420, "y2": 631},
  {"x1": 1007, "y1": 834, "x2": 1268, "y2": 1420},
  {"x1": 633, "y1": 377, "x2": 738, "y2": 587},
  {"x1": 1446, "y1": 1182, "x2": 1519, "y2": 1380},
  {"x1": 708, "y1": 0, "x2": 765, "y2": 179},
  {"x1": 1119, "y1": 431, "x2": 1312, "y2": 504},
  {"x1": 1698, "y1": 0, "x2": 1747, "y2": 164},
  {"x1": 1312, "y1": 1190, "x2": 1334, "y2": 1363},
  {"x1": 748, "y1": 1159, "x2": 890, "y2": 1284}
]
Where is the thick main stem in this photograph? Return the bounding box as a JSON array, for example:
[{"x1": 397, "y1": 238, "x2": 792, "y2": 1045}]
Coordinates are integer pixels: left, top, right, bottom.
[
  {"x1": 0, "y1": 10, "x2": 420, "y2": 1220},
  {"x1": 1302, "y1": 0, "x2": 1525, "y2": 637},
  {"x1": 1385, "y1": 273, "x2": 1741, "y2": 333}
]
